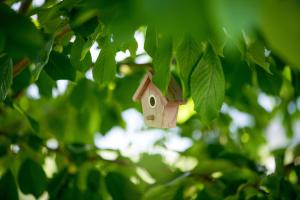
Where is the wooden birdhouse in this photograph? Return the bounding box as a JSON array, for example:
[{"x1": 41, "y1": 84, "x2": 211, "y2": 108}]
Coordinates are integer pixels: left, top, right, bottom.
[{"x1": 132, "y1": 72, "x2": 185, "y2": 128}]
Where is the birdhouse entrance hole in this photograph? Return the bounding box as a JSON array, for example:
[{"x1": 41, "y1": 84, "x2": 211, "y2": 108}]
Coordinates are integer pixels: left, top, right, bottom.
[{"x1": 149, "y1": 95, "x2": 156, "y2": 108}]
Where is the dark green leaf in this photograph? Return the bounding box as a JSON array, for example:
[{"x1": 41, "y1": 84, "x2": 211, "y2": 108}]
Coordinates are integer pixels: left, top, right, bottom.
[
  {"x1": 48, "y1": 168, "x2": 69, "y2": 199},
  {"x1": 44, "y1": 51, "x2": 76, "y2": 81},
  {"x1": 105, "y1": 171, "x2": 141, "y2": 200},
  {"x1": 191, "y1": 44, "x2": 225, "y2": 122},
  {"x1": 257, "y1": 65, "x2": 282, "y2": 96},
  {"x1": 36, "y1": 70, "x2": 56, "y2": 98},
  {"x1": 70, "y1": 36, "x2": 92, "y2": 72},
  {"x1": 0, "y1": 170, "x2": 19, "y2": 200},
  {"x1": 87, "y1": 169, "x2": 101, "y2": 191},
  {"x1": 0, "y1": 3, "x2": 44, "y2": 59},
  {"x1": 18, "y1": 158, "x2": 48, "y2": 198},
  {"x1": 32, "y1": 39, "x2": 54, "y2": 80},
  {"x1": 0, "y1": 55, "x2": 13, "y2": 101},
  {"x1": 11, "y1": 68, "x2": 31, "y2": 93}
]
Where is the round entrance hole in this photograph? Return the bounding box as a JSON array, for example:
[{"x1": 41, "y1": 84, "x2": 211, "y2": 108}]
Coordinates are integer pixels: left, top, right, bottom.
[{"x1": 149, "y1": 95, "x2": 156, "y2": 108}]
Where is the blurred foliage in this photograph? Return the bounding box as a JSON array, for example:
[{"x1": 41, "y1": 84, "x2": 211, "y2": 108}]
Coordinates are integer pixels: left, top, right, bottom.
[{"x1": 0, "y1": 0, "x2": 300, "y2": 199}]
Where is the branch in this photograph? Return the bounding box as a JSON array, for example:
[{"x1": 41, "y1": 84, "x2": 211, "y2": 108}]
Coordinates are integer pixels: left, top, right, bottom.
[
  {"x1": 18, "y1": 0, "x2": 32, "y2": 15},
  {"x1": 13, "y1": 58, "x2": 30, "y2": 77}
]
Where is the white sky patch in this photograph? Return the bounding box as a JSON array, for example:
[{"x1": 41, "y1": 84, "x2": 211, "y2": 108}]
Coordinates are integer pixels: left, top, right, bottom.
[
  {"x1": 297, "y1": 97, "x2": 300, "y2": 110},
  {"x1": 134, "y1": 31, "x2": 146, "y2": 55},
  {"x1": 122, "y1": 109, "x2": 144, "y2": 131},
  {"x1": 94, "y1": 109, "x2": 193, "y2": 161},
  {"x1": 221, "y1": 104, "x2": 254, "y2": 132},
  {"x1": 26, "y1": 84, "x2": 41, "y2": 99},
  {"x1": 135, "y1": 54, "x2": 152, "y2": 64},
  {"x1": 258, "y1": 93, "x2": 278, "y2": 112},
  {"x1": 31, "y1": 14, "x2": 38, "y2": 21},
  {"x1": 90, "y1": 42, "x2": 100, "y2": 62},
  {"x1": 266, "y1": 115, "x2": 288, "y2": 149},
  {"x1": 165, "y1": 135, "x2": 193, "y2": 152},
  {"x1": 11, "y1": 2, "x2": 21, "y2": 11},
  {"x1": 94, "y1": 128, "x2": 130, "y2": 150},
  {"x1": 46, "y1": 138, "x2": 59, "y2": 150},
  {"x1": 115, "y1": 50, "x2": 131, "y2": 62},
  {"x1": 32, "y1": 0, "x2": 45, "y2": 7},
  {"x1": 85, "y1": 69, "x2": 94, "y2": 80},
  {"x1": 288, "y1": 101, "x2": 297, "y2": 114},
  {"x1": 52, "y1": 80, "x2": 68, "y2": 98}
]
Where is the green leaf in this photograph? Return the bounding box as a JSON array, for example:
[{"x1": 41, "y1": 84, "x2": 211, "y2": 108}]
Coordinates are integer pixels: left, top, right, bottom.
[
  {"x1": 0, "y1": 3, "x2": 44, "y2": 59},
  {"x1": 139, "y1": 154, "x2": 173, "y2": 183},
  {"x1": 48, "y1": 168, "x2": 69, "y2": 199},
  {"x1": 261, "y1": 0, "x2": 300, "y2": 68},
  {"x1": 246, "y1": 41, "x2": 270, "y2": 73},
  {"x1": 70, "y1": 36, "x2": 92, "y2": 72},
  {"x1": 18, "y1": 158, "x2": 48, "y2": 198},
  {"x1": 86, "y1": 169, "x2": 101, "y2": 191},
  {"x1": 152, "y1": 35, "x2": 173, "y2": 93},
  {"x1": 31, "y1": 39, "x2": 54, "y2": 80},
  {"x1": 92, "y1": 44, "x2": 116, "y2": 85},
  {"x1": 36, "y1": 70, "x2": 56, "y2": 98},
  {"x1": 84, "y1": 190, "x2": 103, "y2": 200},
  {"x1": 144, "y1": 26, "x2": 158, "y2": 57},
  {"x1": 44, "y1": 51, "x2": 76, "y2": 81},
  {"x1": 143, "y1": 176, "x2": 184, "y2": 200},
  {"x1": 256, "y1": 65, "x2": 282, "y2": 96},
  {"x1": 0, "y1": 170, "x2": 19, "y2": 200},
  {"x1": 191, "y1": 44, "x2": 225, "y2": 122},
  {"x1": 0, "y1": 55, "x2": 13, "y2": 101},
  {"x1": 105, "y1": 171, "x2": 141, "y2": 200},
  {"x1": 176, "y1": 35, "x2": 202, "y2": 97},
  {"x1": 81, "y1": 24, "x2": 103, "y2": 61},
  {"x1": 11, "y1": 68, "x2": 31, "y2": 93}
]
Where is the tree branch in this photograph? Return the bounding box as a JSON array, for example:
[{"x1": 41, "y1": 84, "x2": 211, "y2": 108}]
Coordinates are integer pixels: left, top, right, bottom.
[
  {"x1": 13, "y1": 58, "x2": 30, "y2": 77},
  {"x1": 18, "y1": 0, "x2": 32, "y2": 15}
]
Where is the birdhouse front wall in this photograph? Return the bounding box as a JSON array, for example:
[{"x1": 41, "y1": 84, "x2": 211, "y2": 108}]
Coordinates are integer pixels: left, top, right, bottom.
[{"x1": 140, "y1": 83, "x2": 166, "y2": 128}]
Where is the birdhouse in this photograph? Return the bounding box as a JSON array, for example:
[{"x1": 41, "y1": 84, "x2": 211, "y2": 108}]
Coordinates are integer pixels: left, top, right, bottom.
[{"x1": 132, "y1": 72, "x2": 185, "y2": 128}]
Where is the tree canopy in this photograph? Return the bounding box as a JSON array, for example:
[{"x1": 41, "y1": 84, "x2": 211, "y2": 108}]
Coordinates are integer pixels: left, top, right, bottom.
[{"x1": 1, "y1": 0, "x2": 300, "y2": 199}]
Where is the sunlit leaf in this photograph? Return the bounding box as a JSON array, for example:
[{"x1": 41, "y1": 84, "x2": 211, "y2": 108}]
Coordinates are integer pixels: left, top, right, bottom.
[{"x1": 191, "y1": 44, "x2": 225, "y2": 122}]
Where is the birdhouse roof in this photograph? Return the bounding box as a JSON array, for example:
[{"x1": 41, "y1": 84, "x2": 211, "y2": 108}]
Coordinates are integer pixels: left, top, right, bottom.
[{"x1": 132, "y1": 71, "x2": 184, "y2": 104}]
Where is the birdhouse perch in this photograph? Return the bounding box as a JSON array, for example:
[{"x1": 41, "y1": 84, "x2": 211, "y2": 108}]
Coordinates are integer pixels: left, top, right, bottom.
[{"x1": 132, "y1": 72, "x2": 185, "y2": 128}]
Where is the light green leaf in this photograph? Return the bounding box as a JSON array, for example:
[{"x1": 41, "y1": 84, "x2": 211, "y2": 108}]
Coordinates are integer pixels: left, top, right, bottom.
[
  {"x1": 152, "y1": 35, "x2": 172, "y2": 93},
  {"x1": 261, "y1": 0, "x2": 300, "y2": 68},
  {"x1": 92, "y1": 44, "x2": 116, "y2": 85},
  {"x1": 0, "y1": 170, "x2": 19, "y2": 200},
  {"x1": 138, "y1": 154, "x2": 173, "y2": 183},
  {"x1": 191, "y1": 44, "x2": 225, "y2": 122},
  {"x1": 0, "y1": 55, "x2": 13, "y2": 101},
  {"x1": 18, "y1": 158, "x2": 48, "y2": 198},
  {"x1": 176, "y1": 35, "x2": 202, "y2": 96}
]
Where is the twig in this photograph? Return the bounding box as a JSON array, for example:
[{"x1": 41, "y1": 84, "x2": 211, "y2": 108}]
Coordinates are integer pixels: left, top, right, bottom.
[
  {"x1": 13, "y1": 58, "x2": 30, "y2": 77},
  {"x1": 19, "y1": 0, "x2": 32, "y2": 15}
]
